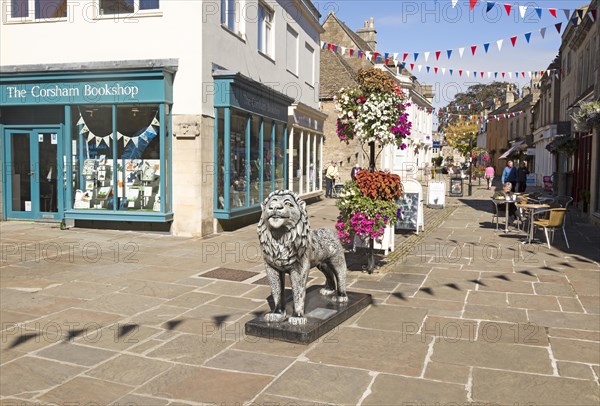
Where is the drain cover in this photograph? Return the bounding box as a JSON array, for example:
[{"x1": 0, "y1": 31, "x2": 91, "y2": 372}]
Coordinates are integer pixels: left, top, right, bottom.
[{"x1": 200, "y1": 268, "x2": 258, "y2": 282}]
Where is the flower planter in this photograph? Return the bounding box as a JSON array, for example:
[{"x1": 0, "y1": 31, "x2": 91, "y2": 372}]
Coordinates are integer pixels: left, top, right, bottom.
[{"x1": 353, "y1": 224, "x2": 395, "y2": 256}]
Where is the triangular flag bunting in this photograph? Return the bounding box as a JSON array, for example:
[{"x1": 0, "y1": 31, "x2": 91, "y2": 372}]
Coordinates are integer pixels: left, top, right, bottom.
[
  {"x1": 494, "y1": 72, "x2": 498, "y2": 78},
  {"x1": 96, "y1": 137, "x2": 102, "y2": 147},
  {"x1": 588, "y1": 10, "x2": 597, "y2": 22},
  {"x1": 549, "y1": 8, "x2": 557, "y2": 18},
  {"x1": 459, "y1": 70, "x2": 463, "y2": 77},
  {"x1": 471, "y1": 45, "x2": 477, "y2": 55},
  {"x1": 117, "y1": 132, "x2": 124, "y2": 140},
  {"x1": 480, "y1": 71, "x2": 484, "y2": 78},
  {"x1": 563, "y1": 9, "x2": 570, "y2": 20},
  {"x1": 486, "y1": 2, "x2": 495, "y2": 13},
  {"x1": 426, "y1": 66, "x2": 430, "y2": 73},
  {"x1": 131, "y1": 137, "x2": 139, "y2": 148},
  {"x1": 504, "y1": 4, "x2": 512, "y2": 16},
  {"x1": 571, "y1": 16, "x2": 579, "y2": 26},
  {"x1": 484, "y1": 43, "x2": 490, "y2": 53},
  {"x1": 451, "y1": 0, "x2": 458, "y2": 7},
  {"x1": 524, "y1": 32, "x2": 531, "y2": 43},
  {"x1": 77, "y1": 115, "x2": 85, "y2": 125},
  {"x1": 321, "y1": 41, "x2": 326, "y2": 49},
  {"x1": 470, "y1": 0, "x2": 478, "y2": 10},
  {"x1": 435, "y1": 51, "x2": 441, "y2": 60},
  {"x1": 540, "y1": 27, "x2": 546, "y2": 38},
  {"x1": 510, "y1": 36, "x2": 517, "y2": 47},
  {"x1": 123, "y1": 136, "x2": 131, "y2": 146},
  {"x1": 447, "y1": 49, "x2": 453, "y2": 59},
  {"x1": 424, "y1": 52, "x2": 430, "y2": 62},
  {"x1": 340, "y1": 46, "x2": 346, "y2": 55},
  {"x1": 458, "y1": 47, "x2": 464, "y2": 58},
  {"x1": 496, "y1": 39, "x2": 503, "y2": 51},
  {"x1": 441, "y1": 68, "x2": 446, "y2": 75},
  {"x1": 410, "y1": 63, "x2": 415, "y2": 70},
  {"x1": 87, "y1": 132, "x2": 95, "y2": 142},
  {"x1": 80, "y1": 125, "x2": 89, "y2": 134},
  {"x1": 535, "y1": 8, "x2": 542, "y2": 18},
  {"x1": 434, "y1": 67, "x2": 438, "y2": 74},
  {"x1": 555, "y1": 22, "x2": 562, "y2": 33},
  {"x1": 519, "y1": 5, "x2": 527, "y2": 19},
  {"x1": 417, "y1": 65, "x2": 422, "y2": 72},
  {"x1": 103, "y1": 136, "x2": 111, "y2": 147},
  {"x1": 449, "y1": 69, "x2": 454, "y2": 76},
  {"x1": 151, "y1": 117, "x2": 160, "y2": 126},
  {"x1": 414, "y1": 53, "x2": 419, "y2": 61},
  {"x1": 403, "y1": 53, "x2": 408, "y2": 61},
  {"x1": 577, "y1": 9, "x2": 584, "y2": 19}
]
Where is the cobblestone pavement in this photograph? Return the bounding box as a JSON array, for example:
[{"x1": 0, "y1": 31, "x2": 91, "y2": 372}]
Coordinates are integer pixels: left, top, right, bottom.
[{"x1": 1, "y1": 182, "x2": 599, "y2": 406}]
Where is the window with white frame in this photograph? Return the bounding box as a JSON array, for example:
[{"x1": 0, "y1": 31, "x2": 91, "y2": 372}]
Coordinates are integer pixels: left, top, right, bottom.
[
  {"x1": 286, "y1": 25, "x2": 298, "y2": 75},
  {"x1": 99, "y1": 0, "x2": 160, "y2": 15},
  {"x1": 221, "y1": 0, "x2": 243, "y2": 35},
  {"x1": 304, "y1": 42, "x2": 315, "y2": 86},
  {"x1": 7, "y1": 0, "x2": 67, "y2": 20},
  {"x1": 258, "y1": 2, "x2": 273, "y2": 57}
]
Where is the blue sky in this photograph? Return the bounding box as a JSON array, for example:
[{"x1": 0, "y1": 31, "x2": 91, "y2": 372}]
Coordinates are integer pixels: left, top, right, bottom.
[{"x1": 318, "y1": 0, "x2": 589, "y2": 118}]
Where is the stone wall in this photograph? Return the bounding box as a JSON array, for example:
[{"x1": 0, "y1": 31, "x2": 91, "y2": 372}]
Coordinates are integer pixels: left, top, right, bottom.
[{"x1": 171, "y1": 114, "x2": 214, "y2": 237}]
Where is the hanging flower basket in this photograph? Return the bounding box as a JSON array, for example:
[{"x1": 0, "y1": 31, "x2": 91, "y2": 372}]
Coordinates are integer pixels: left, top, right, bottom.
[
  {"x1": 572, "y1": 100, "x2": 600, "y2": 132},
  {"x1": 546, "y1": 135, "x2": 578, "y2": 156},
  {"x1": 335, "y1": 171, "x2": 402, "y2": 244}
]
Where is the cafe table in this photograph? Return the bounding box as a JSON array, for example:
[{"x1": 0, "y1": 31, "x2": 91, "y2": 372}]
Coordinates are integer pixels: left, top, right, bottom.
[{"x1": 516, "y1": 202, "x2": 550, "y2": 244}]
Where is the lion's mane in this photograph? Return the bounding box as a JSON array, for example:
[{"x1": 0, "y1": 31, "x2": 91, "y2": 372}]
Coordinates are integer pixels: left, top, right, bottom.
[{"x1": 257, "y1": 190, "x2": 310, "y2": 269}]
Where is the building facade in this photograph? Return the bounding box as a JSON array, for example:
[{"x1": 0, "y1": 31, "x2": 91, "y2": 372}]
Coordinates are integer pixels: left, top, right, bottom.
[{"x1": 0, "y1": 0, "x2": 326, "y2": 236}]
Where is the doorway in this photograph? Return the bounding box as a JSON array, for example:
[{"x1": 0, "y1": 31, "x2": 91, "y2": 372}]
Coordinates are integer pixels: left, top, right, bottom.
[{"x1": 3, "y1": 128, "x2": 62, "y2": 220}]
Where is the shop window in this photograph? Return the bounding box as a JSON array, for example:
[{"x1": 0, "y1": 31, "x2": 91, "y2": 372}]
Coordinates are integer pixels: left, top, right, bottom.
[
  {"x1": 71, "y1": 104, "x2": 162, "y2": 212},
  {"x1": 250, "y1": 116, "x2": 261, "y2": 205},
  {"x1": 274, "y1": 123, "x2": 286, "y2": 189},
  {"x1": 258, "y1": 2, "x2": 273, "y2": 57},
  {"x1": 216, "y1": 108, "x2": 225, "y2": 209},
  {"x1": 8, "y1": 0, "x2": 67, "y2": 20},
  {"x1": 229, "y1": 110, "x2": 247, "y2": 209},
  {"x1": 99, "y1": 0, "x2": 159, "y2": 15},
  {"x1": 292, "y1": 131, "x2": 301, "y2": 194},
  {"x1": 262, "y1": 120, "x2": 273, "y2": 198}
]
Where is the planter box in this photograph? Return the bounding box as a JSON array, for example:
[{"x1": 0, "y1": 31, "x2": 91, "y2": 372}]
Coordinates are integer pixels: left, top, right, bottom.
[{"x1": 353, "y1": 224, "x2": 395, "y2": 256}]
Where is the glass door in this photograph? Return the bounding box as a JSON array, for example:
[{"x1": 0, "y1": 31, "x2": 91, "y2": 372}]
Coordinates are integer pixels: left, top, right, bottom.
[{"x1": 5, "y1": 129, "x2": 61, "y2": 220}]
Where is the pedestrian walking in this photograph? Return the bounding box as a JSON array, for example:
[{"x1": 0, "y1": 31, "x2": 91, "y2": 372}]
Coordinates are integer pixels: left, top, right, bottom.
[
  {"x1": 501, "y1": 160, "x2": 517, "y2": 191},
  {"x1": 350, "y1": 163, "x2": 361, "y2": 182},
  {"x1": 325, "y1": 160, "x2": 338, "y2": 198},
  {"x1": 484, "y1": 164, "x2": 495, "y2": 190},
  {"x1": 516, "y1": 162, "x2": 529, "y2": 193}
]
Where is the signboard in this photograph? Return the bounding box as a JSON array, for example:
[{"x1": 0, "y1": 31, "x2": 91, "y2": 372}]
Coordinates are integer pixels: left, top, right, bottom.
[
  {"x1": 449, "y1": 177, "x2": 463, "y2": 196},
  {"x1": 527, "y1": 173, "x2": 536, "y2": 186},
  {"x1": 427, "y1": 181, "x2": 446, "y2": 208},
  {"x1": 395, "y1": 179, "x2": 424, "y2": 234},
  {"x1": 526, "y1": 148, "x2": 536, "y2": 155},
  {"x1": 432, "y1": 141, "x2": 441, "y2": 149}
]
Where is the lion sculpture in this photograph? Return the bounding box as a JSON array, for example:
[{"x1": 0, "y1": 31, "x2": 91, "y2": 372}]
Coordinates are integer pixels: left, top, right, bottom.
[{"x1": 257, "y1": 190, "x2": 348, "y2": 325}]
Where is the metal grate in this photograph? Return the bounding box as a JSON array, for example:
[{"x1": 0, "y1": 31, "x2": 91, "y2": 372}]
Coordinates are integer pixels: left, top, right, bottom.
[{"x1": 200, "y1": 268, "x2": 258, "y2": 282}]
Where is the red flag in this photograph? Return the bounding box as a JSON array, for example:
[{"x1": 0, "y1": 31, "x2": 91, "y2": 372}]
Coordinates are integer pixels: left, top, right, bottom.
[
  {"x1": 327, "y1": 43, "x2": 332, "y2": 50},
  {"x1": 435, "y1": 51, "x2": 441, "y2": 60},
  {"x1": 510, "y1": 36, "x2": 517, "y2": 46},
  {"x1": 434, "y1": 67, "x2": 438, "y2": 74},
  {"x1": 480, "y1": 72, "x2": 484, "y2": 78},
  {"x1": 410, "y1": 63, "x2": 415, "y2": 70},
  {"x1": 540, "y1": 70, "x2": 545, "y2": 76},
  {"x1": 349, "y1": 49, "x2": 354, "y2": 56},
  {"x1": 502, "y1": 72, "x2": 505, "y2": 78},
  {"x1": 403, "y1": 53, "x2": 409, "y2": 61},
  {"x1": 385, "y1": 58, "x2": 389, "y2": 64},
  {"x1": 549, "y1": 8, "x2": 557, "y2": 18},
  {"x1": 470, "y1": 0, "x2": 478, "y2": 10},
  {"x1": 504, "y1": 4, "x2": 512, "y2": 15},
  {"x1": 471, "y1": 45, "x2": 477, "y2": 55},
  {"x1": 521, "y1": 71, "x2": 525, "y2": 77},
  {"x1": 459, "y1": 70, "x2": 463, "y2": 76}
]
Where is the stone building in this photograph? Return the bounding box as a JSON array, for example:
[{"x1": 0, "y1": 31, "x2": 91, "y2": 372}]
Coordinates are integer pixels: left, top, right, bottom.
[
  {"x1": 0, "y1": 0, "x2": 325, "y2": 236},
  {"x1": 319, "y1": 13, "x2": 434, "y2": 184}
]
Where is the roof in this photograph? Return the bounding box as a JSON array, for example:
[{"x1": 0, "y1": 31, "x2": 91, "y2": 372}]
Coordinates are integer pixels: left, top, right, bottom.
[
  {"x1": 322, "y1": 13, "x2": 374, "y2": 53},
  {"x1": 319, "y1": 49, "x2": 359, "y2": 98}
]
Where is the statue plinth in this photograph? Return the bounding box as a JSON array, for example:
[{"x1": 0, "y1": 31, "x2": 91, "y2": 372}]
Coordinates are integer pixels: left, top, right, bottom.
[{"x1": 245, "y1": 286, "x2": 372, "y2": 344}]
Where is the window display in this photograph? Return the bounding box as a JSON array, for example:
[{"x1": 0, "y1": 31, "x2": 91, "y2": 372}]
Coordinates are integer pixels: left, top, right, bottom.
[{"x1": 71, "y1": 104, "x2": 162, "y2": 212}]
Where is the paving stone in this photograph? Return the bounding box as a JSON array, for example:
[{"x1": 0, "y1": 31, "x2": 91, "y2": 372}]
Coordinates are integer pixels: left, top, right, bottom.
[
  {"x1": 81, "y1": 292, "x2": 166, "y2": 316},
  {"x1": 129, "y1": 305, "x2": 189, "y2": 326},
  {"x1": 121, "y1": 280, "x2": 196, "y2": 299},
  {"x1": 477, "y1": 321, "x2": 548, "y2": 345},
  {"x1": 507, "y1": 293, "x2": 561, "y2": 311},
  {"x1": 0, "y1": 357, "x2": 85, "y2": 397},
  {"x1": 557, "y1": 361, "x2": 596, "y2": 380},
  {"x1": 471, "y1": 368, "x2": 600, "y2": 405},
  {"x1": 38, "y1": 376, "x2": 132, "y2": 405},
  {"x1": 558, "y1": 297, "x2": 586, "y2": 312},
  {"x1": 38, "y1": 280, "x2": 121, "y2": 299},
  {"x1": 250, "y1": 392, "x2": 335, "y2": 406},
  {"x1": 431, "y1": 339, "x2": 553, "y2": 374},
  {"x1": 232, "y1": 332, "x2": 318, "y2": 357},
  {"x1": 265, "y1": 362, "x2": 371, "y2": 405},
  {"x1": 421, "y1": 316, "x2": 477, "y2": 342},
  {"x1": 548, "y1": 329, "x2": 599, "y2": 343},
  {"x1": 137, "y1": 364, "x2": 271, "y2": 404},
  {"x1": 362, "y1": 374, "x2": 468, "y2": 405},
  {"x1": 86, "y1": 354, "x2": 172, "y2": 386},
  {"x1": 163, "y1": 291, "x2": 219, "y2": 308},
  {"x1": 146, "y1": 333, "x2": 232, "y2": 365},
  {"x1": 36, "y1": 342, "x2": 116, "y2": 366},
  {"x1": 0, "y1": 293, "x2": 85, "y2": 316},
  {"x1": 534, "y1": 282, "x2": 576, "y2": 297},
  {"x1": 128, "y1": 339, "x2": 164, "y2": 354},
  {"x1": 354, "y1": 305, "x2": 427, "y2": 332},
  {"x1": 204, "y1": 349, "x2": 294, "y2": 376},
  {"x1": 579, "y1": 296, "x2": 600, "y2": 314},
  {"x1": 240, "y1": 285, "x2": 273, "y2": 300},
  {"x1": 75, "y1": 324, "x2": 161, "y2": 351},
  {"x1": 307, "y1": 327, "x2": 431, "y2": 376},
  {"x1": 466, "y1": 291, "x2": 507, "y2": 306},
  {"x1": 477, "y1": 278, "x2": 534, "y2": 294},
  {"x1": 423, "y1": 361, "x2": 470, "y2": 384},
  {"x1": 208, "y1": 295, "x2": 264, "y2": 310},
  {"x1": 113, "y1": 394, "x2": 170, "y2": 406},
  {"x1": 196, "y1": 280, "x2": 257, "y2": 296},
  {"x1": 463, "y1": 303, "x2": 528, "y2": 323},
  {"x1": 348, "y1": 279, "x2": 399, "y2": 292},
  {"x1": 537, "y1": 274, "x2": 569, "y2": 284},
  {"x1": 22, "y1": 308, "x2": 123, "y2": 335},
  {"x1": 528, "y1": 310, "x2": 600, "y2": 331},
  {"x1": 380, "y1": 272, "x2": 426, "y2": 284},
  {"x1": 550, "y1": 337, "x2": 600, "y2": 364}
]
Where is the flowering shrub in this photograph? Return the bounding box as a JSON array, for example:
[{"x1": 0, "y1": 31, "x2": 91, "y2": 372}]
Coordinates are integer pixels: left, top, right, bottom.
[
  {"x1": 334, "y1": 68, "x2": 412, "y2": 148},
  {"x1": 546, "y1": 136, "x2": 578, "y2": 155},
  {"x1": 335, "y1": 181, "x2": 400, "y2": 244},
  {"x1": 572, "y1": 100, "x2": 600, "y2": 132},
  {"x1": 355, "y1": 170, "x2": 403, "y2": 200}
]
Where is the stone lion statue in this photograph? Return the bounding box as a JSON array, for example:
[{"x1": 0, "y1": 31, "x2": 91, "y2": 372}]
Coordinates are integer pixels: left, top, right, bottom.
[{"x1": 257, "y1": 190, "x2": 348, "y2": 325}]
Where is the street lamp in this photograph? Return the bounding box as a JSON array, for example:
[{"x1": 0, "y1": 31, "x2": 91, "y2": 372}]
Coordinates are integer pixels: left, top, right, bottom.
[
  {"x1": 366, "y1": 140, "x2": 376, "y2": 273},
  {"x1": 468, "y1": 136, "x2": 473, "y2": 196}
]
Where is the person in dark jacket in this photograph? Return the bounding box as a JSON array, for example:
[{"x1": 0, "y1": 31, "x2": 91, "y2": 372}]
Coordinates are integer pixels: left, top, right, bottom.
[
  {"x1": 516, "y1": 162, "x2": 529, "y2": 193},
  {"x1": 350, "y1": 163, "x2": 361, "y2": 182}
]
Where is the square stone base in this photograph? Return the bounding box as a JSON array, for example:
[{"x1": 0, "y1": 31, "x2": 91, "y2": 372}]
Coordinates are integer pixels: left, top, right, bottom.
[{"x1": 245, "y1": 286, "x2": 372, "y2": 344}]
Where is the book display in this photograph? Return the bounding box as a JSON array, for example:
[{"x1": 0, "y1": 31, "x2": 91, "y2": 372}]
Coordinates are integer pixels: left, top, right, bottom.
[{"x1": 73, "y1": 157, "x2": 160, "y2": 211}]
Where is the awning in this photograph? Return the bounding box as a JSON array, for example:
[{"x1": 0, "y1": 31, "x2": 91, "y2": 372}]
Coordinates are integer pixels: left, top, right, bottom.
[{"x1": 499, "y1": 141, "x2": 524, "y2": 159}]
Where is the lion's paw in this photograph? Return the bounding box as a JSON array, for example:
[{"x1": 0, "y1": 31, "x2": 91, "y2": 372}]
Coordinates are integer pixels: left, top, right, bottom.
[
  {"x1": 264, "y1": 312, "x2": 286, "y2": 323},
  {"x1": 288, "y1": 316, "x2": 307, "y2": 325},
  {"x1": 320, "y1": 287, "x2": 335, "y2": 296},
  {"x1": 333, "y1": 294, "x2": 348, "y2": 303}
]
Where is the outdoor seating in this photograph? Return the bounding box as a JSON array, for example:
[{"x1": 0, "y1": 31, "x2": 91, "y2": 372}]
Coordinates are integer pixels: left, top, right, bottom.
[
  {"x1": 532, "y1": 208, "x2": 569, "y2": 249},
  {"x1": 491, "y1": 198, "x2": 507, "y2": 231},
  {"x1": 543, "y1": 176, "x2": 553, "y2": 192}
]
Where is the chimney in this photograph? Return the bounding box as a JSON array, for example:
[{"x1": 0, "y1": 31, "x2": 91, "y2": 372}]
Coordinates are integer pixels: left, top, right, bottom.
[
  {"x1": 522, "y1": 86, "x2": 531, "y2": 97},
  {"x1": 505, "y1": 83, "x2": 515, "y2": 104},
  {"x1": 356, "y1": 17, "x2": 377, "y2": 51}
]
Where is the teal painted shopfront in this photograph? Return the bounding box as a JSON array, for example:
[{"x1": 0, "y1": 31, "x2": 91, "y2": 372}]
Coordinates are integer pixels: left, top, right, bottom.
[
  {"x1": 1, "y1": 61, "x2": 176, "y2": 224},
  {"x1": 212, "y1": 71, "x2": 293, "y2": 220}
]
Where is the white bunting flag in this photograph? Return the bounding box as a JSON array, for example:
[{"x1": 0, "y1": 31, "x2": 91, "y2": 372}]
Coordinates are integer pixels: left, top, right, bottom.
[
  {"x1": 123, "y1": 136, "x2": 131, "y2": 146},
  {"x1": 424, "y1": 52, "x2": 430, "y2": 62},
  {"x1": 539, "y1": 27, "x2": 546, "y2": 39},
  {"x1": 151, "y1": 117, "x2": 160, "y2": 126},
  {"x1": 77, "y1": 115, "x2": 85, "y2": 125},
  {"x1": 519, "y1": 5, "x2": 527, "y2": 19},
  {"x1": 87, "y1": 132, "x2": 95, "y2": 143},
  {"x1": 458, "y1": 47, "x2": 465, "y2": 58},
  {"x1": 496, "y1": 39, "x2": 504, "y2": 51}
]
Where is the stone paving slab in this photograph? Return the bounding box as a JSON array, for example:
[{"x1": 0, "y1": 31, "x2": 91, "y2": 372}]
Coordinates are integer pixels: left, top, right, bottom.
[{"x1": 1, "y1": 184, "x2": 599, "y2": 405}]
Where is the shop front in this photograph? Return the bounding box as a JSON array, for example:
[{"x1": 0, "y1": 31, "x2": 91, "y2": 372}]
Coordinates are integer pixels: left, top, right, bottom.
[{"x1": 1, "y1": 61, "x2": 176, "y2": 224}]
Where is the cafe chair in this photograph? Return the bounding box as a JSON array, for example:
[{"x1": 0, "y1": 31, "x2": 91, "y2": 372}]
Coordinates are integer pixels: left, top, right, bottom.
[
  {"x1": 532, "y1": 208, "x2": 569, "y2": 249},
  {"x1": 491, "y1": 198, "x2": 508, "y2": 230}
]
